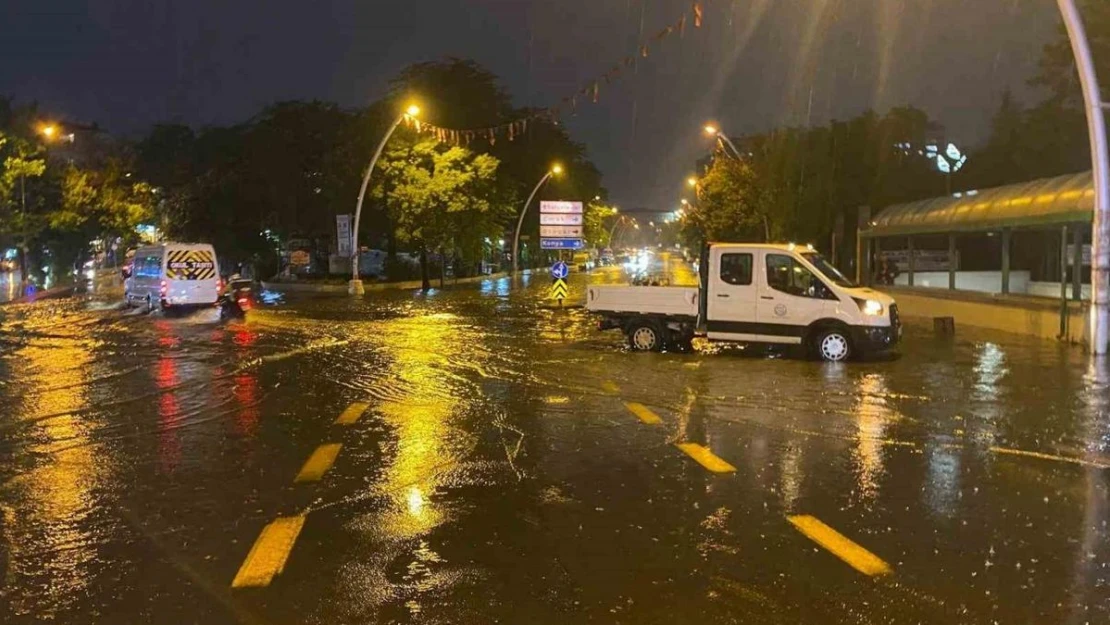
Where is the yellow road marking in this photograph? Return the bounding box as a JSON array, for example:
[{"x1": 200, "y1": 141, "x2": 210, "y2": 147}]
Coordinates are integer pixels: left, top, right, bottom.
[
  {"x1": 675, "y1": 443, "x2": 736, "y2": 473},
  {"x1": 231, "y1": 516, "x2": 306, "y2": 588},
  {"x1": 787, "y1": 515, "x2": 892, "y2": 576},
  {"x1": 294, "y1": 443, "x2": 342, "y2": 483},
  {"x1": 601, "y1": 380, "x2": 620, "y2": 394},
  {"x1": 624, "y1": 401, "x2": 663, "y2": 425},
  {"x1": 334, "y1": 402, "x2": 369, "y2": 425}
]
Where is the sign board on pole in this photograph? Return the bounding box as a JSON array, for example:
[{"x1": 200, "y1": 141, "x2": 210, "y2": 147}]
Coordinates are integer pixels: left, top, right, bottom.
[
  {"x1": 540, "y1": 238, "x2": 585, "y2": 250},
  {"x1": 550, "y1": 260, "x2": 569, "y2": 280},
  {"x1": 540, "y1": 225, "x2": 584, "y2": 238},
  {"x1": 550, "y1": 278, "x2": 569, "y2": 302},
  {"x1": 336, "y1": 215, "x2": 352, "y2": 257},
  {"x1": 540, "y1": 213, "x2": 583, "y2": 225},
  {"x1": 539, "y1": 201, "x2": 584, "y2": 214}
]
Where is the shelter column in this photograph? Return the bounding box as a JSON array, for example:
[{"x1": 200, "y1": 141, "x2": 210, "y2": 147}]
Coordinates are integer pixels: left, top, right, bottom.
[{"x1": 1001, "y1": 228, "x2": 1012, "y2": 295}]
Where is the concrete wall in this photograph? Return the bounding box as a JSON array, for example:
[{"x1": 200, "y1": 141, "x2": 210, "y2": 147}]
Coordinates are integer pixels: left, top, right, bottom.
[{"x1": 887, "y1": 286, "x2": 1089, "y2": 345}]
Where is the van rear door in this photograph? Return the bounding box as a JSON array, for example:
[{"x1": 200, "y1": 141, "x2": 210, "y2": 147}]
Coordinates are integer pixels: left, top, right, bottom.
[{"x1": 164, "y1": 246, "x2": 219, "y2": 305}]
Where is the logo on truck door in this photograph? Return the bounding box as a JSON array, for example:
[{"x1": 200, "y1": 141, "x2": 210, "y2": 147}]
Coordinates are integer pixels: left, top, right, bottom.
[
  {"x1": 166, "y1": 249, "x2": 216, "y2": 280},
  {"x1": 774, "y1": 303, "x2": 788, "y2": 317}
]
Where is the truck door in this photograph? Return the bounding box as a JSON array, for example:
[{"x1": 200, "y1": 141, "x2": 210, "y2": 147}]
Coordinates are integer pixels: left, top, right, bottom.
[
  {"x1": 757, "y1": 253, "x2": 830, "y2": 342},
  {"x1": 706, "y1": 249, "x2": 759, "y2": 340}
]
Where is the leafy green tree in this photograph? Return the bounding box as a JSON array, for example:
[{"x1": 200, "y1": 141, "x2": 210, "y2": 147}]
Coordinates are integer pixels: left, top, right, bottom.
[
  {"x1": 584, "y1": 202, "x2": 618, "y2": 248},
  {"x1": 0, "y1": 133, "x2": 46, "y2": 274},
  {"x1": 382, "y1": 139, "x2": 506, "y2": 288}
]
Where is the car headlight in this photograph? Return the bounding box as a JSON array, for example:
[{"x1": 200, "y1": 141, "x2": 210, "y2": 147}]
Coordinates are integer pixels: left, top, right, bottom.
[{"x1": 854, "y1": 298, "x2": 884, "y2": 316}]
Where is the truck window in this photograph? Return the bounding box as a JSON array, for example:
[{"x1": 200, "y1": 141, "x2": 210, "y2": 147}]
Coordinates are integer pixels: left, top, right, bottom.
[
  {"x1": 719, "y1": 253, "x2": 752, "y2": 285},
  {"x1": 766, "y1": 254, "x2": 828, "y2": 298}
]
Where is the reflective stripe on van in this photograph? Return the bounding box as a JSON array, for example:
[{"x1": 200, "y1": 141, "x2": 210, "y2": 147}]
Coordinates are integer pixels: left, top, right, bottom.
[{"x1": 166, "y1": 249, "x2": 217, "y2": 280}]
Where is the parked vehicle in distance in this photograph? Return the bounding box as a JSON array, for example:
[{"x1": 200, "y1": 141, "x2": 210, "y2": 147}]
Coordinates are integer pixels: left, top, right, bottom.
[
  {"x1": 586, "y1": 243, "x2": 900, "y2": 361},
  {"x1": 125, "y1": 243, "x2": 221, "y2": 312}
]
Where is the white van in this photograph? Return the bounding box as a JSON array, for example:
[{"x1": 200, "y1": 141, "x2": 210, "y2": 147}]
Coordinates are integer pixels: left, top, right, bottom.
[
  {"x1": 125, "y1": 243, "x2": 221, "y2": 311},
  {"x1": 587, "y1": 243, "x2": 900, "y2": 361}
]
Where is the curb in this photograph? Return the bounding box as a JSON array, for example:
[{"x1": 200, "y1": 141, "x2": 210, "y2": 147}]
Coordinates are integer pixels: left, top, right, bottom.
[{"x1": 262, "y1": 270, "x2": 534, "y2": 294}]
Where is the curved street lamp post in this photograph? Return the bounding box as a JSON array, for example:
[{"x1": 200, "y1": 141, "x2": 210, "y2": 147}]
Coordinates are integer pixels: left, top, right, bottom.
[
  {"x1": 349, "y1": 104, "x2": 420, "y2": 296},
  {"x1": 511, "y1": 164, "x2": 562, "y2": 276},
  {"x1": 1056, "y1": 0, "x2": 1109, "y2": 355}
]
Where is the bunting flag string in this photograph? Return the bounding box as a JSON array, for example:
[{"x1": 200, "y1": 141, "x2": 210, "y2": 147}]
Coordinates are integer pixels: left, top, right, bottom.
[{"x1": 403, "y1": 1, "x2": 707, "y2": 147}]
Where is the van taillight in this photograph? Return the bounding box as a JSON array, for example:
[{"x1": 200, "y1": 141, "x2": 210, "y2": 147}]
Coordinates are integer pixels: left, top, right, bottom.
[{"x1": 160, "y1": 280, "x2": 167, "y2": 296}]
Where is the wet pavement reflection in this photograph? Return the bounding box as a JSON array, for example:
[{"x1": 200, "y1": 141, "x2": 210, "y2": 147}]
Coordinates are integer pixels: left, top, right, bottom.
[{"x1": 0, "y1": 259, "x2": 1107, "y2": 624}]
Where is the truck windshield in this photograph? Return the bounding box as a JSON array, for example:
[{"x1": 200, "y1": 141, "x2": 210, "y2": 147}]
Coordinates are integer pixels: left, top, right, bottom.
[{"x1": 800, "y1": 252, "x2": 856, "y2": 288}]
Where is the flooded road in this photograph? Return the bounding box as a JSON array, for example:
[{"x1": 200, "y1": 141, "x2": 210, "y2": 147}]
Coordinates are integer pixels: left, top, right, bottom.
[{"x1": 1, "y1": 260, "x2": 1108, "y2": 624}]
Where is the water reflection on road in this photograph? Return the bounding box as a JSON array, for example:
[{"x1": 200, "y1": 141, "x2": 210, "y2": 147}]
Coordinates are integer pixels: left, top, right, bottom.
[{"x1": 0, "y1": 265, "x2": 1107, "y2": 624}]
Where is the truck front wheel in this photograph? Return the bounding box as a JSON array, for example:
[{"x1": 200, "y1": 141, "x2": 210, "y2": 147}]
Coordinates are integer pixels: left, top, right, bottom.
[
  {"x1": 627, "y1": 320, "x2": 664, "y2": 352},
  {"x1": 814, "y1": 328, "x2": 852, "y2": 362}
]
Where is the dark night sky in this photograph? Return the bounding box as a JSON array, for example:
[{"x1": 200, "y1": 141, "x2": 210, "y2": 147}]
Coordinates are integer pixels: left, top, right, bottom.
[{"x1": 2, "y1": 0, "x2": 1059, "y2": 210}]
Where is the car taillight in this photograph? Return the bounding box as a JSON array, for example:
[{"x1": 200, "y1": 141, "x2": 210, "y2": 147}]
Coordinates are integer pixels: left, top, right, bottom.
[
  {"x1": 217, "y1": 277, "x2": 225, "y2": 294},
  {"x1": 237, "y1": 297, "x2": 252, "y2": 310}
]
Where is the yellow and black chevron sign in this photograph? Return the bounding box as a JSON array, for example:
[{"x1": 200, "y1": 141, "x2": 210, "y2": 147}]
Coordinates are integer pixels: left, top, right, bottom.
[
  {"x1": 166, "y1": 249, "x2": 216, "y2": 281},
  {"x1": 550, "y1": 278, "x2": 568, "y2": 301}
]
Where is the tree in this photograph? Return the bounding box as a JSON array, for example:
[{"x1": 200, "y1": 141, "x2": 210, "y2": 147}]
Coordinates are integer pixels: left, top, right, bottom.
[
  {"x1": 1031, "y1": 0, "x2": 1110, "y2": 106},
  {"x1": 0, "y1": 132, "x2": 46, "y2": 274},
  {"x1": 694, "y1": 154, "x2": 772, "y2": 243},
  {"x1": 584, "y1": 202, "x2": 618, "y2": 248},
  {"x1": 382, "y1": 139, "x2": 506, "y2": 288}
]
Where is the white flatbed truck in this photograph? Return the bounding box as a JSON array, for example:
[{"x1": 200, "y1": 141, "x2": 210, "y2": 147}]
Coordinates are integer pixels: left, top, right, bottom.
[{"x1": 586, "y1": 243, "x2": 900, "y2": 361}]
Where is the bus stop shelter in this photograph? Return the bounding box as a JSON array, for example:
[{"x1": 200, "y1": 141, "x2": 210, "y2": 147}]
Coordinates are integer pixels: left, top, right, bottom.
[{"x1": 858, "y1": 171, "x2": 1093, "y2": 297}]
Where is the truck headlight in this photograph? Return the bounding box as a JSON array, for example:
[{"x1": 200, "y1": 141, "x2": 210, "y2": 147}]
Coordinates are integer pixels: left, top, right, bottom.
[{"x1": 854, "y1": 298, "x2": 884, "y2": 316}]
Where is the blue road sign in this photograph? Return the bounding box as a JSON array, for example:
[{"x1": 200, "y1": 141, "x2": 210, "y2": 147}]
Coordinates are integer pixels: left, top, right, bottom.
[
  {"x1": 540, "y1": 238, "x2": 585, "y2": 250},
  {"x1": 550, "y1": 260, "x2": 569, "y2": 279}
]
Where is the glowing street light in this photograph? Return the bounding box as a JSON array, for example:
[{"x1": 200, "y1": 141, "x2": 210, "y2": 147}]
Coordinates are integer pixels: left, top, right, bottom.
[
  {"x1": 687, "y1": 176, "x2": 697, "y2": 188},
  {"x1": 349, "y1": 102, "x2": 420, "y2": 295},
  {"x1": 703, "y1": 122, "x2": 742, "y2": 160},
  {"x1": 511, "y1": 164, "x2": 564, "y2": 276},
  {"x1": 39, "y1": 124, "x2": 56, "y2": 139}
]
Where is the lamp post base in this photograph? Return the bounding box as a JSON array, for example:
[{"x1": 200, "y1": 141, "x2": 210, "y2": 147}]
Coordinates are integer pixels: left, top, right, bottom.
[{"x1": 348, "y1": 279, "x2": 365, "y2": 296}]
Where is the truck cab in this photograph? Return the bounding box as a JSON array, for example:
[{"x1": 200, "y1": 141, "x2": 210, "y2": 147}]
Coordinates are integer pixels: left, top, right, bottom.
[{"x1": 586, "y1": 243, "x2": 900, "y2": 361}]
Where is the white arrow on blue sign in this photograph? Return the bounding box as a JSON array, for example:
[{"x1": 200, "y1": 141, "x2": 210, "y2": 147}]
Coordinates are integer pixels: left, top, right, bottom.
[
  {"x1": 550, "y1": 261, "x2": 569, "y2": 279},
  {"x1": 540, "y1": 238, "x2": 585, "y2": 250}
]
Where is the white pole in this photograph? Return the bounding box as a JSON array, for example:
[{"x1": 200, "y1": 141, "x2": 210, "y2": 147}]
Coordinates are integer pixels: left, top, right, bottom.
[
  {"x1": 717, "y1": 132, "x2": 744, "y2": 160},
  {"x1": 1056, "y1": 0, "x2": 1110, "y2": 354},
  {"x1": 511, "y1": 171, "x2": 552, "y2": 276},
  {"x1": 348, "y1": 113, "x2": 407, "y2": 296}
]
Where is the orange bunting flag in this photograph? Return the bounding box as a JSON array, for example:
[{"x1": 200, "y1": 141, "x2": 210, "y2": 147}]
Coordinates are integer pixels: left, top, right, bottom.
[
  {"x1": 640, "y1": 44, "x2": 649, "y2": 58},
  {"x1": 678, "y1": 15, "x2": 687, "y2": 37},
  {"x1": 693, "y1": 1, "x2": 703, "y2": 27},
  {"x1": 592, "y1": 81, "x2": 599, "y2": 103}
]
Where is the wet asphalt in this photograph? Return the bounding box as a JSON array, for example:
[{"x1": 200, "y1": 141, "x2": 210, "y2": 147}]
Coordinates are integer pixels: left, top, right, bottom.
[{"x1": 0, "y1": 258, "x2": 1108, "y2": 625}]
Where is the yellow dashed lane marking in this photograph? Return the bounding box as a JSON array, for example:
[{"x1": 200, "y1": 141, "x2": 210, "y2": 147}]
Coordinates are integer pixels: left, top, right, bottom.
[
  {"x1": 231, "y1": 516, "x2": 306, "y2": 588},
  {"x1": 334, "y1": 402, "x2": 369, "y2": 425},
  {"x1": 624, "y1": 401, "x2": 663, "y2": 425},
  {"x1": 675, "y1": 443, "x2": 736, "y2": 473},
  {"x1": 294, "y1": 443, "x2": 342, "y2": 483},
  {"x1": 601, "y1": 380, "x2": 620, "y2": 394},
  {"x1": 787, "y1": 515, "x2": 892, "y2": 576}
]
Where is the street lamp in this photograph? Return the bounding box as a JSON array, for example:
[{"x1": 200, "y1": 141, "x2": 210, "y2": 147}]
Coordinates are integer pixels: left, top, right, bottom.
[
  {"x1": 39, "y1": 124, "x2": 56, "y2": 139},
  {"x1": 703, "y1": 123, "x2": 743, "y2": 160},
  {"x1": 349, "y1": 103, "x2": 420, "y2": 295},
  {"x1": 511, "y1": 164, "x2": 563, "y2": 276},
  {"x1": 687, "y1": 176, "x2": 697, "y2": 188}
]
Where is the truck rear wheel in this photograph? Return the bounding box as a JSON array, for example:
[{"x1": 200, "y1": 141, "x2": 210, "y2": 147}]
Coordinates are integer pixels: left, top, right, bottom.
[
  {"x1": 627, "y1": 320, "x2": 664, "y2": 352},
  {"x1": 814, "y1": 328, "x2": 852, "y2": 362}
]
